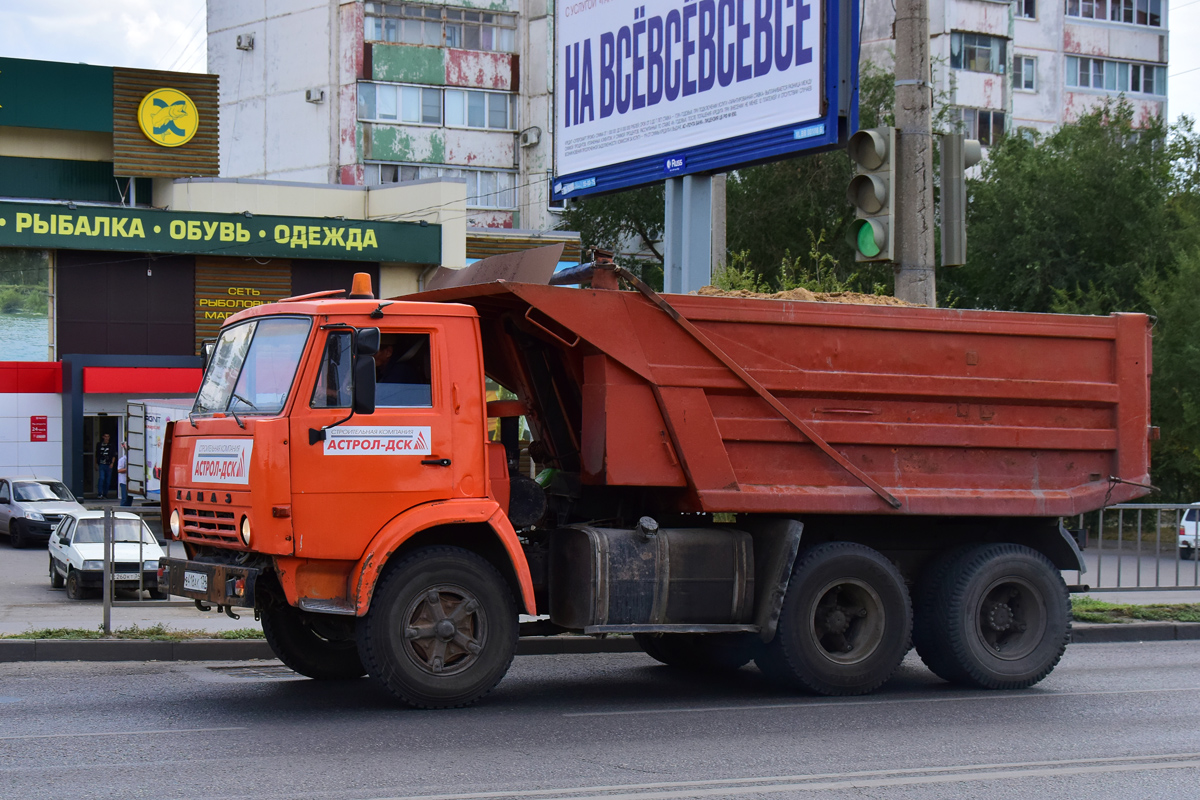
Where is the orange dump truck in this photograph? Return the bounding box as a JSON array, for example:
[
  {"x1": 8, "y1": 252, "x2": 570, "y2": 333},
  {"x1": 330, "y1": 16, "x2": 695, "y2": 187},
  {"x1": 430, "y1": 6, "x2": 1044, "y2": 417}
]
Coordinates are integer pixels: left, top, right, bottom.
[{"x1": 159, "y1": 264, "x2": 1152, "y2": 708}]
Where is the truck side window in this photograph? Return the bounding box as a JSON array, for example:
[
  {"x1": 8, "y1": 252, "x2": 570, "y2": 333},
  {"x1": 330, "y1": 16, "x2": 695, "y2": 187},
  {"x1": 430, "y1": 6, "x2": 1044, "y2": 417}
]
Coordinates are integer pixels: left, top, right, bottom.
[
  {"x1": 311, "y1": 332, "x2": 354, "y2": 408},
  {"x1": 376, "y1": 332, "x2": 433, "y2": 408}
]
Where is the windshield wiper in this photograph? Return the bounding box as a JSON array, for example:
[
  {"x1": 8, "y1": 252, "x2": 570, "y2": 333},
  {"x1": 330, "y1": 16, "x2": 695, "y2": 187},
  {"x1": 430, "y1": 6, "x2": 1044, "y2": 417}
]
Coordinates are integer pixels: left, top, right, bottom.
[{"x1": 232, "y1": 392, "x2": 258, "y2": 410}]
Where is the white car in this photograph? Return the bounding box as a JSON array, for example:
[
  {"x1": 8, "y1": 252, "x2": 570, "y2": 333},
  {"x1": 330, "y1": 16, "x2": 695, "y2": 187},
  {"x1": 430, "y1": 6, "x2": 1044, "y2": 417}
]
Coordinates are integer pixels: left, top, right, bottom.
[
  {"x1": 1179, "y1": 506, "x2": 1200, "y2": 560},
  {"x1": 48, "y1": 511, "x2": 168, "y2": 600},
  {"x1": 0, "y1": 477, "x2": 87, "y2": 548}
]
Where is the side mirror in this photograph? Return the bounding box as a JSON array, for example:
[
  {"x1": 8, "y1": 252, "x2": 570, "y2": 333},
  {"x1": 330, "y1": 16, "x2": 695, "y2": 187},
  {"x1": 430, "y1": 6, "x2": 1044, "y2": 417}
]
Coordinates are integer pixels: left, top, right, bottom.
[
  {"x1": 353, "y1": 354, "x2": 376, "y2": 415},
  {"x1": 200, "y1": 339, "x2": 216, "y2": 370},
  {"x1": 355, "y1": 327, "x2": 380, "y2": 356}
]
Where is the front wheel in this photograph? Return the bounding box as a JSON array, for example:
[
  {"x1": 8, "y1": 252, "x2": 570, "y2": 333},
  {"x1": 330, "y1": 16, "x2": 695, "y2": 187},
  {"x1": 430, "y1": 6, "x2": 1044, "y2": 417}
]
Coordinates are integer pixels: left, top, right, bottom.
[
  {"x1": 260, "y1": 603, "x2": 366, "y2": 680},
  {"x1": 755, "y1": 542, "x2": 912, "y2": 696},
  {"x1": 913, "y1": 543, "x2": 1069, "y2": 690},
  {"x1": 65, "y1": 569, "x2": 85, "y2": 600},
  {"x1": 9, "y1": 521, "x2": 26, "y2": 549},
  {"x1": 49, "y1": 558, "x2": 65, "y2": 589},
  {"x1": 357, "y1": 546, "x2": 518, "y2": 709}
]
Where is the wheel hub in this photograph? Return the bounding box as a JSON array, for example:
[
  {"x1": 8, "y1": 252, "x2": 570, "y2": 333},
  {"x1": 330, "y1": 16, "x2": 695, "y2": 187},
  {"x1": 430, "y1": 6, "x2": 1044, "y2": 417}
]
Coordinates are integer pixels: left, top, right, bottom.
[
  {"x1": 986, "y1": 602, "x2": 1014, "y2": 632},
  {"x1": 401, "y1": 587, "x2": 484, "y2": 676},
  {"x1": 809, "y1": 579, "x2": 884, "y2": 665},
  {"x1": 976, "y1": 579, "x2": 1043, "y2": 659}
]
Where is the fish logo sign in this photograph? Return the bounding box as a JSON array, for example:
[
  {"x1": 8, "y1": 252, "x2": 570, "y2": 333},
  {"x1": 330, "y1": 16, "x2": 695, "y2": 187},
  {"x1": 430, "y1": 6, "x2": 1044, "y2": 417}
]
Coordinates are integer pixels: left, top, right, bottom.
[{"x1": 137, "y1": 88, "x2": 199, "y2": 147}]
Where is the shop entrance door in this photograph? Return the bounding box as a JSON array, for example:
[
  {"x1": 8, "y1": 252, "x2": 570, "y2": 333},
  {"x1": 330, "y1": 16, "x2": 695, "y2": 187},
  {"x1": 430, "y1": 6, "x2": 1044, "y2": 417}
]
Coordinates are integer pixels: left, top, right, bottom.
[{"x1": 83, "y1": 415, "x2": 121, "y2": 498}]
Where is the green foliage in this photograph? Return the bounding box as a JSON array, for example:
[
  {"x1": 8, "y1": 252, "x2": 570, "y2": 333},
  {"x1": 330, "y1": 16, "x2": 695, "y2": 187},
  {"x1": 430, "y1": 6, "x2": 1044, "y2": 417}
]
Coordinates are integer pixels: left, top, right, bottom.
[
  {"x1": 1, "y1": 624, "x2": 265, "y2": 641},
  {"x1": 944, "y1": 101, "x2": 1175, "y2": 314},
  {"x1": 1144, "y1": 251, "x2": 1200, "y2": 500},
  {"x1": 1071, "y1": 595, "x2": 1200, "y2": 624},
  {"x1": 557, "y1": 184, "x2": 665, "y2": 290},
  {"x1": 0, "y1": 249, "x2": 49, "y2": 315}
]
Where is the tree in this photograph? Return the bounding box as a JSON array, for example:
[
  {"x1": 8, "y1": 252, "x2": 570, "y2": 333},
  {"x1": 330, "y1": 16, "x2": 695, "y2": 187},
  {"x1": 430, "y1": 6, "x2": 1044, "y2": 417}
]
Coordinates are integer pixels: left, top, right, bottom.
[
  {"x1": 560, "y1": 65, "x2": 899, "y2": 293},
  {"x1": 943, "y1": 101, "x2": 1175, "y2": 314}
]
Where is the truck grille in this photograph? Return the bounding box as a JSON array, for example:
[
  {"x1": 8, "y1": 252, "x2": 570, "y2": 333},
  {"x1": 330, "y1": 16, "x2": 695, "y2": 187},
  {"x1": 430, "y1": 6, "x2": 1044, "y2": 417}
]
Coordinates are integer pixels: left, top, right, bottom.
[{"x1": 181, "y1": 507, "x2": 240, "y2": 545}]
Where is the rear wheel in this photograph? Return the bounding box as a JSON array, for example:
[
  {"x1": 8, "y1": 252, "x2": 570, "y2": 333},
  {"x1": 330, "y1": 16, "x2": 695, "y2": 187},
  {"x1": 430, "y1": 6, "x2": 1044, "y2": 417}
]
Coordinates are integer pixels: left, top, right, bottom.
[
  {"x1": 260, "y1": 603, "x2": 366, "y2": 680},
  {"x1": 357, "y1": 546, "x2": 517, "y2": 709},
  {"x1": 49, "y1": 557, "x2": 65, "y2": 589},
  {"x1": 914, "y1": 543, "x2": 1069, "y2": 690},
  {"x1": 756, "y1": 542, "x2": 912, "y2": 696},
  {"x1": 635, "y1": 633, "x2": 757, "y2": 672}
]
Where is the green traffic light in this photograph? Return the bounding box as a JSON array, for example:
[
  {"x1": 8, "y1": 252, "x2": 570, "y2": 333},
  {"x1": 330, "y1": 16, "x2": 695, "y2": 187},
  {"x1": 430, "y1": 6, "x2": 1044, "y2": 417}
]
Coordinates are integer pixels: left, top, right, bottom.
[{"x1": 856, "y1": 221, "x2": 881, "y2": 257}]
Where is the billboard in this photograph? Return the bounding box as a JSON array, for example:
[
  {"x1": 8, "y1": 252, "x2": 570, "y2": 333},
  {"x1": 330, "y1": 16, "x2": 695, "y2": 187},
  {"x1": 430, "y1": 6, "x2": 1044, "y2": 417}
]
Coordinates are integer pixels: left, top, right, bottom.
[{"x1": 552, "y1": 0, "x2": 856, "y2": 199}]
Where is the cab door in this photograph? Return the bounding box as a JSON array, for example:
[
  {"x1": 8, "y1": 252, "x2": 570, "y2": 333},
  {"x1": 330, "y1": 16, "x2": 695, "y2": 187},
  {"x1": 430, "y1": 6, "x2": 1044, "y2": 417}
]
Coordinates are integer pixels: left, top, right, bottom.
[{"x1": 288, "y1": 320, "x2": 457, "y2": 561}]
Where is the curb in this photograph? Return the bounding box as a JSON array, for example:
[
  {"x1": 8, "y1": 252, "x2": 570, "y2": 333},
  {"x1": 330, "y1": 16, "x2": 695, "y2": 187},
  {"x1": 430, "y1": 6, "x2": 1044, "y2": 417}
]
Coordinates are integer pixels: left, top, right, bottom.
[
  {"x1": 0, "y1": 635, "x2": 643, "y2": 663},
  {"x1": 3, "y1": 626, "x2": 1194, "y2": 662},
  {"x1": 1070, "y1": 622, "x2": 1200, "y2": 643}
]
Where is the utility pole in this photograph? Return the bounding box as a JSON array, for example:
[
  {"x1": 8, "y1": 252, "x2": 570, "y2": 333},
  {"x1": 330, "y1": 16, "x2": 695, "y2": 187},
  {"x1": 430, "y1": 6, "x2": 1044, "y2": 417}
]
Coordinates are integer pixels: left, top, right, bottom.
[{"x1": 893, "y1": 0, "x2": 936, "y2": 306}]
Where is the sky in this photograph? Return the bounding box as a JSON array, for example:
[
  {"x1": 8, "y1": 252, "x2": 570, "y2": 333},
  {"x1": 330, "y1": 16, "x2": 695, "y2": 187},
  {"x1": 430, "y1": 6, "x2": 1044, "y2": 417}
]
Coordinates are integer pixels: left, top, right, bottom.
[{"x1": 0, "y1": 0, "x2": 1197, "y2": 127}]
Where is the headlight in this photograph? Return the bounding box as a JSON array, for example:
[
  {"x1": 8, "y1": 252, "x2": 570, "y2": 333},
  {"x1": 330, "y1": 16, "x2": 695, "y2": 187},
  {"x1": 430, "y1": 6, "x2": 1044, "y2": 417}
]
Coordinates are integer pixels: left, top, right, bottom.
[
  {"x1": 143, "y1": 560, "x2": 159, "y2": 571},
  {"x1": 24, "y1": 511, "x2": 45, "y2": 521},
  {"x1": 240, "y1": 515, "x2": 251, "y2": 546},
  {"x1": 169, "y1": 509, "x2": 181, "y2": 537},
  {"x1": 83, "y1": 560, "x2": 103, "y2": 571}
]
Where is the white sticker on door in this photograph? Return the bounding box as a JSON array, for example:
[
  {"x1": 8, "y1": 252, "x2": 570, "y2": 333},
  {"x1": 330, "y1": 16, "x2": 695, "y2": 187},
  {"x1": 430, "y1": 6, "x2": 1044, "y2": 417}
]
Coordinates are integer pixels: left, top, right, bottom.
[
  {"x1": 323, "y1": 426, "x2": 431, "y2": 455},
  {"x1": 191, "y1": 439, "x2": 254, "y2": 484}
]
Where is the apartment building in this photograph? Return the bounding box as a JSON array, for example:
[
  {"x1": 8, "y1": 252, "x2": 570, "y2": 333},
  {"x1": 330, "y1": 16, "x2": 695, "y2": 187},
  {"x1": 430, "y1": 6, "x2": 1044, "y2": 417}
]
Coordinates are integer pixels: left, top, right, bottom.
[
  {"x1": 208, "y1": 0, "x2": 562, "y2": 236},
  {"x1": 860, "y1": 0, "x2": 1169, "y2": 144}
]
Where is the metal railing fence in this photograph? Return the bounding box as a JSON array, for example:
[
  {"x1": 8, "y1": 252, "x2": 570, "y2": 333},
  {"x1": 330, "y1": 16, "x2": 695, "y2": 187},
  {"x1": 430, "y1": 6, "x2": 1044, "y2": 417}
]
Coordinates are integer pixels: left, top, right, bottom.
[{"x1": 1064, "y1": 503, "x2": 1200, "y2": 594}]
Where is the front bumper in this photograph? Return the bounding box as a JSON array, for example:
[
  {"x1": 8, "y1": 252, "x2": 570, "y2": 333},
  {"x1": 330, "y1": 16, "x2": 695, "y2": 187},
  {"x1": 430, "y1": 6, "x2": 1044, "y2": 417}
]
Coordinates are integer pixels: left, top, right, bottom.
[{"x1": 159, "y1": 558, "x2": 258, "y2": 608}]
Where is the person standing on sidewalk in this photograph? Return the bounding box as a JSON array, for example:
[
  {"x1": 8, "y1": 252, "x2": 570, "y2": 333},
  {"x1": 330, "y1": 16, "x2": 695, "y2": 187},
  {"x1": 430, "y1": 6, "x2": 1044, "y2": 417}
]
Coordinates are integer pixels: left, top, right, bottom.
[
  {"x1": 117, "y1": 442, "x2": 131, "y2": 507},
  {"x1": 95, "y1": 433, "x2": 115, "y2": 500}
]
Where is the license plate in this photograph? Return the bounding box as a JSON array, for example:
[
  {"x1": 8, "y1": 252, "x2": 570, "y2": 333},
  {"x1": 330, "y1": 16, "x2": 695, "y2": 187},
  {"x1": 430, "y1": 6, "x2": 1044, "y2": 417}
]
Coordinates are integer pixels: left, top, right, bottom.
[
  {"x1": 111, "y1": 572, "x2": 139, "y2": 581},
  {"x1": 183, "y1": 571, "x2": 209, "y2": 592}
]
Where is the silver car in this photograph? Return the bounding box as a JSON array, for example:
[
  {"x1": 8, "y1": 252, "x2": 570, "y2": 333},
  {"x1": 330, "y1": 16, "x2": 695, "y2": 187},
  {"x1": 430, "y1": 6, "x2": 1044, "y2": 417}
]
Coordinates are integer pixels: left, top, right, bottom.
[{"x1": 0, "y1": 477, "x2": 87, "y2": 548}]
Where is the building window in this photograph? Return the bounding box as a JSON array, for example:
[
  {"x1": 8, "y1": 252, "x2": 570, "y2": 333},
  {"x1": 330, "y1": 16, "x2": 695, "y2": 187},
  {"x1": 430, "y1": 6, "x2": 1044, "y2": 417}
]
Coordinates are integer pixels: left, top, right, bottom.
[
  {"x1": 445, "y1": 8, "x2": 517, "y2": 52},
  {"x1": 950, "y1": 33, "x2": 1007, "y2": 74},
  {"x1": 365, "y1": 163, "x2": 518, "y2": 210},
  {"x1": 444, "y1": 89, "x2": 517, "y2": 130},
  {"x1": 364, "y1": 2, "x2": 518, "y2": 52},
  {"x1": 358, "y1": 83, "x2": 442, "y2": 124},
  {"x1": 1016, "y1": 0, "x2": 1036, "y2": 17},
  {"x1": 957, "y1": 108, "x2": 1006, "y2": 146},
  {"x1": 1014, "y1": 56, "x2": 1037, "y2": 91},
  {"x1": 1065, "y1": 56, "x2": 1166, "y2": 95},
  {"x1": 1065, "y1": 0, "x2": 1161, "y2": 26}
]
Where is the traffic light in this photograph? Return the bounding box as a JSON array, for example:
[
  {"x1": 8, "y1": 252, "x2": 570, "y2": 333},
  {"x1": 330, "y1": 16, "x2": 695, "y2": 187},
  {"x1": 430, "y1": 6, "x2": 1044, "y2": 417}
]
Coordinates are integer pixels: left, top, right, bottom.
[
  {"x1": 940, "y1": 133, "x2": 982, "y2": 267},
  {"x1": 846, "y1": 127, "x2": 897, "y2": 262}
]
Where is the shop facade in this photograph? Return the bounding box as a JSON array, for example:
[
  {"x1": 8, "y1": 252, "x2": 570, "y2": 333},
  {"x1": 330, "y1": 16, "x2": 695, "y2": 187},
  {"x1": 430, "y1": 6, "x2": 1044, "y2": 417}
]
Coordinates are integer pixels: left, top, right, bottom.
[{"x1": 0, "y1": 57, "x2": 466, "y2": 496}]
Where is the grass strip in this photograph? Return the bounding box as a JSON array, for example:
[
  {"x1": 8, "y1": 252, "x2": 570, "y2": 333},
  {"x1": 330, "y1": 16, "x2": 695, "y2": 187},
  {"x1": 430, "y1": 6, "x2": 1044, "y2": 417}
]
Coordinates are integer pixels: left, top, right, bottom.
[
  {"x1": 1072, "y1": 595, "x2": 1200, "y2": 624},
  {"x1": 1, "y1": 623, "x2": 264, "y2": 641}
]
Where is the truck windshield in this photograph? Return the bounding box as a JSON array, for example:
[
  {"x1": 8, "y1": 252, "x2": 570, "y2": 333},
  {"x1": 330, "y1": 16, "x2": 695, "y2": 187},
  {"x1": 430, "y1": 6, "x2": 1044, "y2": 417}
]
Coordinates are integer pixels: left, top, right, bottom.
[{"x1": 194, "y1": 317, "x2": 312, "y2": 416}]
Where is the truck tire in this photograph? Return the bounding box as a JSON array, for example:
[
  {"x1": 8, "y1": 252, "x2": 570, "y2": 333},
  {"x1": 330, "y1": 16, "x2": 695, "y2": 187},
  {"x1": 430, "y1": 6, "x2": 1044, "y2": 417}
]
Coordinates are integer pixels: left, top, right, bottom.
[
  {"x1": 912, "y1": 546, "x2": 974, "y2": 683},
  {"x1": 755, "y1": 542, "x2": 912, "y2": 696},
  {"x1": 357, "y1": 546, "x2": 518, "y2": 709},
  {"x1": 260, "y1": 604, "x2": 366, "y2": 681},
  {"x1": 914, "y1": 543, "x2": 1069, "y2": 690},
  {"x1": 634, "y1": 633, "x2": 756, "y2": 672}
]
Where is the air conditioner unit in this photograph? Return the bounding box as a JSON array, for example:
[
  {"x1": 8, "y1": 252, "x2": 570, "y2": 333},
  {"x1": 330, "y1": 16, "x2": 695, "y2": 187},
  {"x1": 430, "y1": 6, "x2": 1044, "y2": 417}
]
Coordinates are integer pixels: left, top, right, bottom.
[
  {"x1": 519, "y1": 126, "x2": 542, "y2": 147},
  {"x1": 236, "y1": 33, "x2": 255, "y2": 51},
  {"x1": 306, "y1": 89, "x2": 326, "y2": 104}
]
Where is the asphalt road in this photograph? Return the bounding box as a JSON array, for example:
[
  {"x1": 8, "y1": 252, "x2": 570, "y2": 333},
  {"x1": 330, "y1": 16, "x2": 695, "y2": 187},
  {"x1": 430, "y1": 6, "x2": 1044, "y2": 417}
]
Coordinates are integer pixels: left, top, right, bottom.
[{"x1": 3, "y1": 642, "x2": 1200, "y2": 800}]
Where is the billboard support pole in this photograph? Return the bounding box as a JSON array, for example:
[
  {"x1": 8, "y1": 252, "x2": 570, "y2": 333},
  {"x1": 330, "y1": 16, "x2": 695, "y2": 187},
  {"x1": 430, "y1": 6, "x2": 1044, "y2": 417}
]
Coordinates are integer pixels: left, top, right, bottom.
[
  {"x1": 664, "y1": 174, "x2": 713, "y2": 294},
  {"x1": 893, "y1": 0, "x2": 936, "y2": 307}
]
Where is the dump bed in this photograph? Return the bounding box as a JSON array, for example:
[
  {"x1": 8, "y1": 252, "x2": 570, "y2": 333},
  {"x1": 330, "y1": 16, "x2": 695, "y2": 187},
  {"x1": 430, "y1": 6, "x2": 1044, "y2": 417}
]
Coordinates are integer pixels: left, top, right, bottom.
[{"x1": 412, "y1": 282, "x2": 1152, "y2": 517}]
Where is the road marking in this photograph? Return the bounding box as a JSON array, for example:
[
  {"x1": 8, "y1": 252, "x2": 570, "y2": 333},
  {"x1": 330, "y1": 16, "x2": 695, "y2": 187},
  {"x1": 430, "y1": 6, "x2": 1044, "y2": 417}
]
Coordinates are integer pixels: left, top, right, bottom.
[
  {"x1": 366, "y1": 753, "x2": 1200, "y2": 800},
  {"x1": 562, "y1": 684, "x2": 1200, "y2": 717},
  {"x1": 0, "y1": 726, "x2": 245, "y2": 741}
]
